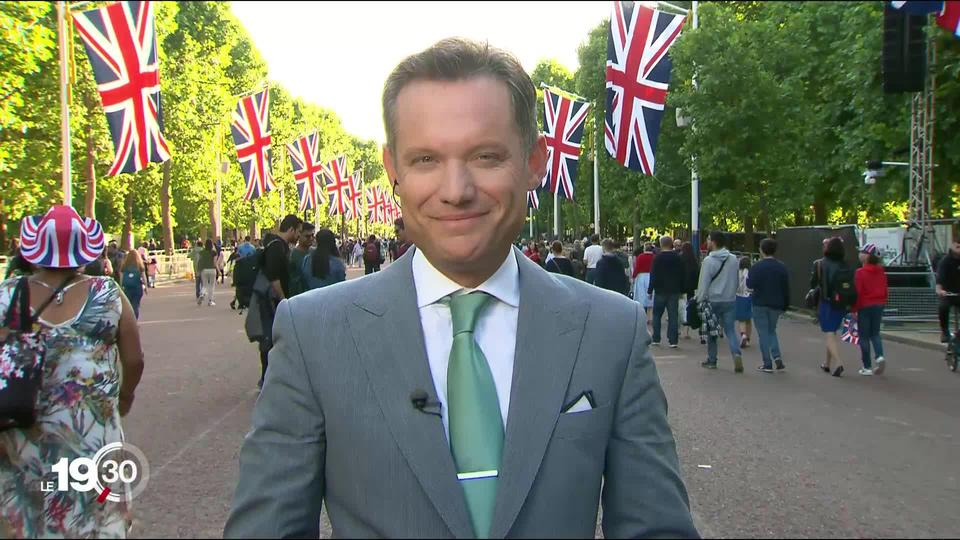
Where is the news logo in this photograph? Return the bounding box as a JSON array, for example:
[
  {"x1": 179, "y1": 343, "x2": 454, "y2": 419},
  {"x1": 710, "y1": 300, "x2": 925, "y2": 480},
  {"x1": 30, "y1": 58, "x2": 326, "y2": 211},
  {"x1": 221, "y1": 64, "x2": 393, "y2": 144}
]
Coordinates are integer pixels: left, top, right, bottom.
[{"x1": 40, "y1": 442, "x2": 150, "y2": 503}]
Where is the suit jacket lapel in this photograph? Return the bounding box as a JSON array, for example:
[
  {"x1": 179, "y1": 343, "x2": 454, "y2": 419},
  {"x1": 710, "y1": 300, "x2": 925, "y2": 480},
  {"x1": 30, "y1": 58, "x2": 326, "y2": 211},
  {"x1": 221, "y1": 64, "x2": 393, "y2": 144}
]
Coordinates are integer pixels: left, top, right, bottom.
[
  {"x1": 488, "y1": 249, "x2": 590, "y2": 539},
  {"x1": 346, "y1": 250, "x2": 474, "y2": 539}
]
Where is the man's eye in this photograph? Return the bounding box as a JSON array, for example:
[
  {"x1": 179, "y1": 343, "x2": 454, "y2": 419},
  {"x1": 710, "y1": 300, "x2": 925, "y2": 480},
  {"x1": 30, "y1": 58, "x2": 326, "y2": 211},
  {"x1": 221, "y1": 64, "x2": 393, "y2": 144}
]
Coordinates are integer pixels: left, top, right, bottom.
[
  {"x1": 412, "y1": 156, "x2": 434, "y2": 165},
  {"x1": 476, "y1": 153, "x2": 502, "y2": 162}
]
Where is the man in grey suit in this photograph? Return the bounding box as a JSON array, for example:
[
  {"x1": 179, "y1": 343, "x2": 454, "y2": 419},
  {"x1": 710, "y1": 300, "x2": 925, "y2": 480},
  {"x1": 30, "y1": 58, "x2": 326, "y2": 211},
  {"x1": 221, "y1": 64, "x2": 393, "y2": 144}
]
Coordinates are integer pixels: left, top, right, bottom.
[{"x1": 224, "y1": 37, "x2": 698, "y2": 539}]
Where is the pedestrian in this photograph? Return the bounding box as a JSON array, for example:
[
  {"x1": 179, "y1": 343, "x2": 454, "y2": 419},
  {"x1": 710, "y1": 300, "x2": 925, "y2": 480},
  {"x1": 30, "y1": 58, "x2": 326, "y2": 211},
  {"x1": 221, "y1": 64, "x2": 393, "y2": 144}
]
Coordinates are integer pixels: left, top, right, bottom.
[
  {"x1": 119, "y1": 249, "x2": 147, "y2": 318},
  {"x1": 214, "y1": 238, "x2": 226, "y2": 284},
  {"x1": 648, "y1": 236, "x2": 685, "y2": 348},
  {"x1": 236, "y1": 235, "x2": 257, "y2": 259},
  {"x1": 189, "y1": 239, "x2": 203, "y2": 300},
  {"x1": 197, "y1": 239, "x2": 218, "y2": 307},
  {"x1": 595, "y1": 238, "x2": 631, "y2": 296},
  {"x1": 736, "y1": 256, "x2": 753, "y2": 349},
  {"x1": 351, "y1": 238, "x2": 363, "y2": 268},
  {"x1": 288, "y1": 222, "x2": 315, "y2": 298},
  {"x1": 817, "y1": 237, "x2": 856, "y2": 377},
  {"x1": 936, "y1": 238, "x2": 960, "y2": 343},
  {"x1": 632, "y1": 243, "x2": 655, "y2": 321},
  {"x1": 527, "y1": 240, "x2": 542, "y2": 266},
  {"x1": 301, "y1": 228, "x2": 347, "y2": 292},
  {"x1": 569, "y1": 248, "x2": 586, "y2": 281},
  {"x1": 363, "y1": 234, "x2": 384, "y2": 275},
  {"x1": 696, "y1": 231, "x2": 742, "y2": 373},
  {"x1": 583, "y1": 233, "x2": 602, "y2": 284},
  {"x1": 0, "y1": 205, "x2": 144, "y2": 538},
  {"x1": 225, "y1": 37, "x2": 696, "y2": 539},
  {"x1": 106, "y1": 240, "x2": 125, "y2": 283},
  {"x1": 853, "y1": 243, "x2": 888, "y2": 376},
  {"x1": 146, "y1": 253, "x2": 158, "y2": 288},
  {"x1": 545, "y1": 241, "x2": 574, "y2": 276},
  {"x1": 249, "y1": 214, "x2": 302, "y2": 389},
  {"x1": 747, "y1": 238, "x2": 790, "y2": 373},
  {"x1": 395, "y1": 217, "x2": 414, "y2": 259},
  {"x1": 680, "y1": 241, "x2": 701, "y2": 342},
  {"x1": 808, "y1": 237, "x2": 831, "y2": 326}
]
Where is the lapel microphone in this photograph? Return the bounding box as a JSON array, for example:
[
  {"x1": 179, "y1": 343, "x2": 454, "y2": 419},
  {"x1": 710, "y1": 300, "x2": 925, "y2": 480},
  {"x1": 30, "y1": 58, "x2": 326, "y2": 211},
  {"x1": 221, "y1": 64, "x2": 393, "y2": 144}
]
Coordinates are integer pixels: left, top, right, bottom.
[{"x1": 410, "y1": 389, "x2": 442, "y2": 418}]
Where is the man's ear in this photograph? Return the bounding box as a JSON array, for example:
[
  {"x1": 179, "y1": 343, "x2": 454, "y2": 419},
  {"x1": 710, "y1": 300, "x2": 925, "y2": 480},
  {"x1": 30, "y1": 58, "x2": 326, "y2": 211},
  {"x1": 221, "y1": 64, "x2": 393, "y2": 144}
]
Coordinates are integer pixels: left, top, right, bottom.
[
  {"x1": 383, "y1": 144, "x2": 398, "y2": 186},
  {"x1": 526, "y1": 135, "x2": 548, "y2": 191}
]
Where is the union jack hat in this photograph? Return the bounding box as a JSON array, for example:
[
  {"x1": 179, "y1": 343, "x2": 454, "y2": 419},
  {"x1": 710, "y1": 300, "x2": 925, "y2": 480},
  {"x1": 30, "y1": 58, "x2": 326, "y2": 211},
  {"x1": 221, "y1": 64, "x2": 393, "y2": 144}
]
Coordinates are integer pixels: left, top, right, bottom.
[
  {"x1": 860, "y1": 243, "x2": 881, "y2": 257},
  {"x1": 19, "y1": 205, "x2": 105, "y2": 269}
]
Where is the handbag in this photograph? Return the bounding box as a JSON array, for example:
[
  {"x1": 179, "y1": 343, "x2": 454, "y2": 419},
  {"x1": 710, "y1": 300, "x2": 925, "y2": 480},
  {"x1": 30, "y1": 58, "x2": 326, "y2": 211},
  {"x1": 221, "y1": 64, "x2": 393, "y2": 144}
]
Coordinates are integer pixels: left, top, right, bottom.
[
  {"x1": 0, "y1": 275, "x2": 77, "y2": 431},
  {"x1": 697, "y1": 256, "x2": 731, "y2": 335}
]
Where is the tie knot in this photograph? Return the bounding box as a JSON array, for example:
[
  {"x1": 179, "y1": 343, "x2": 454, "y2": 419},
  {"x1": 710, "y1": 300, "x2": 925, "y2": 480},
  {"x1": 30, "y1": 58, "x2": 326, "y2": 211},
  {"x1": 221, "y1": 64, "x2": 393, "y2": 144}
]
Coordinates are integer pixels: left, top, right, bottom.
[{"x1": 449, "y1": 291, "x2": 492, "y2": 335}]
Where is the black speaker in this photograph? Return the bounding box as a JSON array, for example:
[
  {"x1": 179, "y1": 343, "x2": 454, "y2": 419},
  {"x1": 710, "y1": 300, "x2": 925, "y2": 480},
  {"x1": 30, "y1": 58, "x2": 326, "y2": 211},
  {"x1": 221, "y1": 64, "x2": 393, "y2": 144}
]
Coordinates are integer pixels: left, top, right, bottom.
[{"x1": 882, "y1": 6, "x2": 927, "y2": 93}]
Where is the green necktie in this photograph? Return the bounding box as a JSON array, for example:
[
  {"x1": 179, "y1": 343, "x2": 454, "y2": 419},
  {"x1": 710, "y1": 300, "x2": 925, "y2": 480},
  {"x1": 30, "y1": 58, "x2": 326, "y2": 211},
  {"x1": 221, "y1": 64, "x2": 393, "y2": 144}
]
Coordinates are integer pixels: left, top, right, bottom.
[{"x1": 447, "y1": 291, "x2": 503, "y2": 539}]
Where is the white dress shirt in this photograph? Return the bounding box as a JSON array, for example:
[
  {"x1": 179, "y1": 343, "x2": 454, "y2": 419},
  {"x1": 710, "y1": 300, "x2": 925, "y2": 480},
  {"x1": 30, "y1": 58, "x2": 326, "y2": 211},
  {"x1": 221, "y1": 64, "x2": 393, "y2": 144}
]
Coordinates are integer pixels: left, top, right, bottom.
[
  {"x1": 412, "y1": 248, "x2": 519, "y2": 441},
  {"x1": 583, "y1": 244, "x2": 603, "y2": 269}
]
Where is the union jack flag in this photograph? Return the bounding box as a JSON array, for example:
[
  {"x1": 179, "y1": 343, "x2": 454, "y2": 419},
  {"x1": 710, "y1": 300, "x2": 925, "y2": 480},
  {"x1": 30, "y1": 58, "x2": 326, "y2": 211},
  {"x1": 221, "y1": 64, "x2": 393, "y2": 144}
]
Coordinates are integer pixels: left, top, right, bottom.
[
  {"x1": 542, "y1": 87, "x2": 590, "y2": 200},
  {"x1": 527, "y1": 189, "x2": 540, "y2": 210},
  {"x1": 938, "y1": 1, "x2": 960, "y2": 38},
  {"x1": 346, "y1": 171, "x2": 364, "y2": 220},
  {"x1": 72, "y1": 0, "x2": 171, "y2": 176},
  {"x1": 232, "y1": 89, "x2": 274, "y2": 201},
  {"x1": 605, "y1": 1, "x2": 685, "y2": 174},
  {"x1": 366, "y1": 186, "x2": 379, "y2": 223},
  {"x1": 840, "y1": 315, "x2": 860, "y2": 345},
  {"x1": 286, "y1": 132, "x2": 323, "y2": 212},
  {"x1": 323, "y1": 155, "x2": 351, "y2": 217}
]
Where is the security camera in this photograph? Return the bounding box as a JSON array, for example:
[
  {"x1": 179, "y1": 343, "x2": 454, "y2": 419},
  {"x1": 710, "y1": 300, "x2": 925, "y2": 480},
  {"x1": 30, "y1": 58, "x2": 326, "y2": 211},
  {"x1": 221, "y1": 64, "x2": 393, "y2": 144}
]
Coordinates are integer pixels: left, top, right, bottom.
[{"x1": 863, "y1": 160, "x2": 884, "y2": 185}]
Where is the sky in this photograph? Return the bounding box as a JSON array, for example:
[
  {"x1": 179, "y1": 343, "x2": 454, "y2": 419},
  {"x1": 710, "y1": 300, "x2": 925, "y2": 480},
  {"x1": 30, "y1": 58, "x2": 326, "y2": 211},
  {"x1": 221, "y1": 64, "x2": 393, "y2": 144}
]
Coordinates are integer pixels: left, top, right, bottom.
[{"x1": 230, "y1": 1, "x2": 613, "y2": 144}]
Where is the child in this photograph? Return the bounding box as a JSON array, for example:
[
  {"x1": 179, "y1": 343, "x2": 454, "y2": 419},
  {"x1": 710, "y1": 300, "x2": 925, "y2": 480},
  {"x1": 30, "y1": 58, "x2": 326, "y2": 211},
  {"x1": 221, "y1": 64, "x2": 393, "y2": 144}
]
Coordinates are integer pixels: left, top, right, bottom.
[
  {"x1": 736, "y1": 256, "x2": 753, "y2": 348},
  {"x1": 146, "y1": 256, "x2": 159, "y2": 288}
]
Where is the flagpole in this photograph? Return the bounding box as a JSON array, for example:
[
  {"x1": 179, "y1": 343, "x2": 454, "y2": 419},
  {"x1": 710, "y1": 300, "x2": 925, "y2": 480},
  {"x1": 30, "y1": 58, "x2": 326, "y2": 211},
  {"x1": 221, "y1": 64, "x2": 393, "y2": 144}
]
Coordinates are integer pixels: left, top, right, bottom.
[
  {"x1": 58, "y1": 0, "x2": 72, "y2": 206},
  {"x1": 690, "y1": 1, "x2": 700, "y2": 251},
  {"x1": 529, "y1": 207, "x2": 533, "y2": 238},
  {"x1": 553, "y1": 186, "x2": 559, "y2": 238},
  {"x1": 593, "y1": 120, "x2": 600, "y2": 237}
]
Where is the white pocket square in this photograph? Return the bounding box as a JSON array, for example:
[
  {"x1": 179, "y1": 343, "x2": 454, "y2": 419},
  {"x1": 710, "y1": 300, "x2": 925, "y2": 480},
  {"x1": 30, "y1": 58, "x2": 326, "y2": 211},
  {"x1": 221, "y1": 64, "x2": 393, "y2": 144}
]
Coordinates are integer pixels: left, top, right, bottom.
[{"x1": 563, "y1": 394, "x2": 594, "y2": 414}]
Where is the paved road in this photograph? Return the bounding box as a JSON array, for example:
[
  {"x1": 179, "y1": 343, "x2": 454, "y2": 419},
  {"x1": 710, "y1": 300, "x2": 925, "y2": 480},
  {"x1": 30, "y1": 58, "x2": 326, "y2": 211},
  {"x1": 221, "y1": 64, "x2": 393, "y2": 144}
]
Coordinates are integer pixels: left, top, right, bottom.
[{"x1": 124, "y1": 265, "x2": 960, "y2": 538}]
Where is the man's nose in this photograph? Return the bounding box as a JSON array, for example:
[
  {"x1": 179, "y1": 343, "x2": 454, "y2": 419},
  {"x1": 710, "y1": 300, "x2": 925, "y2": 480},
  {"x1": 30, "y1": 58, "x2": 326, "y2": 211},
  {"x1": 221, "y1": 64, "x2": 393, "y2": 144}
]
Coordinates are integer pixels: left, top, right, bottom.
[{"x1": 437, "y1": 161, "x2": 476, "y2": 206}]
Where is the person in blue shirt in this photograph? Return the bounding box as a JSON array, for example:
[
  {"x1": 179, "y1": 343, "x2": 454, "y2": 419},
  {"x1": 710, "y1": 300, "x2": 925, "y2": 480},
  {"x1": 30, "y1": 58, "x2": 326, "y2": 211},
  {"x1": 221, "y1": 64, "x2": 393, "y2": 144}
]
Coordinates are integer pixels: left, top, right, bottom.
[
  {"x1": 746, "y1": 238, "x2": 790, "y2": 373},
  {"x1": 236, "y1": 236, "x2": 257, "y2": 259},
  {"x1": 301, "y1": 228, "x2": 346, "y2": 292}
]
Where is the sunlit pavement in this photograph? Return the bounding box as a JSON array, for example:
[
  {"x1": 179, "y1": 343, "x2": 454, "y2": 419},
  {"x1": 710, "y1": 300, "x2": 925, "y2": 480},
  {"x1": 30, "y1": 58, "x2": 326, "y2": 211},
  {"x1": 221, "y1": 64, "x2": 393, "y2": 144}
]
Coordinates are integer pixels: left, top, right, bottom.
[{"x1": 126, "y1": 265, "x2": 960, "y2": 538}]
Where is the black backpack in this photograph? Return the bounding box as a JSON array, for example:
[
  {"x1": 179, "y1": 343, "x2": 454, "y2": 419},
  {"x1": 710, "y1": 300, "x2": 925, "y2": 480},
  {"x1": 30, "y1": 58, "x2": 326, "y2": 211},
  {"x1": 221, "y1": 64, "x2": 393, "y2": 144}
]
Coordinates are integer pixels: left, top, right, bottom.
[{"x1": 828, "y1": 262, "x2": 858, "y2": 310}]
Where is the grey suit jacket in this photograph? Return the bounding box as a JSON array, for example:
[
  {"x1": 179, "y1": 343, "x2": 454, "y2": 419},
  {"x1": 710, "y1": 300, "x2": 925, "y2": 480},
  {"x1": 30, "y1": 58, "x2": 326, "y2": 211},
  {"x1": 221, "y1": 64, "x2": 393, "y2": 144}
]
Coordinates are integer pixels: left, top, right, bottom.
[{"x1": 224, "y1": 247, "x2": 698, "y2": 539}]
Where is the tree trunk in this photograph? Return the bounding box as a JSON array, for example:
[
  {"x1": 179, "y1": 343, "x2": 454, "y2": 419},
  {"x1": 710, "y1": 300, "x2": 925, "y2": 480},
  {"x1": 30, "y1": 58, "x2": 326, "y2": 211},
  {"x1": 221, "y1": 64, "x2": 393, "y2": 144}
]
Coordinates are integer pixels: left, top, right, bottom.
[
  {"x1": 249, "y1": 202, "x2": 258, "y2": 240},
  {"x1": 842, "y1": 207, "x2": 858, "y2": 227},
  {"x1": 793, "y1": 209, "x2": 805, "y2": 227},
  {"x1": 743, "y1": 214, "x2": 755, "y2": 254},
  {"x1": 813, "y1": 193, "x2": 828, "y2": 225},
  {"x1": 161, "y1": 160, "x2": 174, "y2": 255},
  {"x1": 122, "y1": 189, "x2": 134, "y2": 251},
  {"x1": 758, "y1": 208, "x2": 771, "y2": 235}
]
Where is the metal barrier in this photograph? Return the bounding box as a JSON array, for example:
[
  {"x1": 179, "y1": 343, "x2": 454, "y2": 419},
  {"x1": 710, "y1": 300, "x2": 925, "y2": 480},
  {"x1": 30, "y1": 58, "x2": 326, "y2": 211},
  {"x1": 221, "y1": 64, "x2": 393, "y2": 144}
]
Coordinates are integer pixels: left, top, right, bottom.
[{"x1": 886, "y1": 286, "x2": 938, "y2": 322}]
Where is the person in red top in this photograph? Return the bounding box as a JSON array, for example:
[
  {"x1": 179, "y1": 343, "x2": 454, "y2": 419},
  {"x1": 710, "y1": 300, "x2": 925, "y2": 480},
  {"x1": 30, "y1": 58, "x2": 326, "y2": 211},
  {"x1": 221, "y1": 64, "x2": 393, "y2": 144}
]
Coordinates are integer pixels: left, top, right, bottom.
[
  {"x1": 631, "y1": 243, "x2": 655, "y2": 321},
  {"x1": 394, "y1": 218, "x2": 414, "y2": 259},
  {"x1": 853, "y1": 243, "x2": 888, "y2": 376}
]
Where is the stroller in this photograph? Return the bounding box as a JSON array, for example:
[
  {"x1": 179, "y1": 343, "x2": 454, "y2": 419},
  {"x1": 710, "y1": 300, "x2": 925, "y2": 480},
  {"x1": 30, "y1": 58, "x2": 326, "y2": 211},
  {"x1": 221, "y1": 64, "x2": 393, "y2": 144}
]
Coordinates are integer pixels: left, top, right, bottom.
[{"x1": 231, "y1": 254, "x2": 260, "y2": 315}]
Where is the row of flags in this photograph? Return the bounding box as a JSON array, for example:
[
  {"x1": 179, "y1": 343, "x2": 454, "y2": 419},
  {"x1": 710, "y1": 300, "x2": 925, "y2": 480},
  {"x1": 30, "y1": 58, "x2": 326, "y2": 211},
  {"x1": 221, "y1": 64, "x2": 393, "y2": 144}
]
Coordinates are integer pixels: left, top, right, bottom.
[
  {"x1": 68, "y1": 0, "x2": 958, "y2": 219},
  {"x1": 528, "y1": 1, "x2": 686, "y2": 209}
]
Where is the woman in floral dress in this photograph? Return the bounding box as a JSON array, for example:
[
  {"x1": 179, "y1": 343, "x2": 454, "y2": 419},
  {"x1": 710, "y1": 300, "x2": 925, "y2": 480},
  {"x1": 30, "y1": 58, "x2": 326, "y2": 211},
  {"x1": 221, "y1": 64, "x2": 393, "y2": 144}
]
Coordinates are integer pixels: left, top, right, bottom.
[{"x1": 0, "y1": 206, "x2": 145, "y2": 538}]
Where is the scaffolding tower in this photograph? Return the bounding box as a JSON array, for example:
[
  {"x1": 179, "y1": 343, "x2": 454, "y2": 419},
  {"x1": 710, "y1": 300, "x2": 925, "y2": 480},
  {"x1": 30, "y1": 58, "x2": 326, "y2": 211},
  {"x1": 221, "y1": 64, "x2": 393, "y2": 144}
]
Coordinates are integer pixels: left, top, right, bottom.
[{"x1": 905, "y1": 23, "x2": 938, "y2": 268}]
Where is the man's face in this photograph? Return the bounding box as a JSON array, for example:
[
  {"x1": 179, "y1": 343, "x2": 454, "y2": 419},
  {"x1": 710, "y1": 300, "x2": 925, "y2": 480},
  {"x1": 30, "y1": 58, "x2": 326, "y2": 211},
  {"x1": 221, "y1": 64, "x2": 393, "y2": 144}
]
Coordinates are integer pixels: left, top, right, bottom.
[
  {"x1": 299, "y1": 228, "x2": 315, "y2": 248},
  {"x1": 383, "y1": 76, "x2": 547, "y2": 278},
  {"x1": 951, "y1": 241, "x2": 960, "y2": 256}
]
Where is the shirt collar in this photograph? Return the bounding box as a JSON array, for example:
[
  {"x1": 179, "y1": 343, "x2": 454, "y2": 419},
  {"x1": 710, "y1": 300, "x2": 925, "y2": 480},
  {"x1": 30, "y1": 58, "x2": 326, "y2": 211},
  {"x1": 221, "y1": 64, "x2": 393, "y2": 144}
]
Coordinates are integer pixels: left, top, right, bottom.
[{"x1": 412, "y1": 247, "x2": 520, "y2": 309}]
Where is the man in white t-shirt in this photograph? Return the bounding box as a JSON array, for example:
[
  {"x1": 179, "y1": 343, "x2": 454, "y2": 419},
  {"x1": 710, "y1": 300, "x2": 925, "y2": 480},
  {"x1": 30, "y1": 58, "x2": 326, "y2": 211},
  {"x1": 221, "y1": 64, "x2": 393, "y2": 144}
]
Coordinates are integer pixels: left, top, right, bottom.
[{"x1": 583, "y1": 234, "x2": 603, "y2": 284}]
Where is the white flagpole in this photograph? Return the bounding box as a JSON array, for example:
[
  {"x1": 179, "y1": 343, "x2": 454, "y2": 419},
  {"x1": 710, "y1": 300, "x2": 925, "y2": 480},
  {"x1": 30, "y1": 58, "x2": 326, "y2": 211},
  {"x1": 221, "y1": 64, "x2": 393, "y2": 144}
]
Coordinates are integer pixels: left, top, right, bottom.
[
  {"x1": 553, "y1": 186, "x2": 559, "y2": 238},
  {"x1": 58, "y1": 0, "x2": 72, "y2": 206},
  {"x1": 690, "y1": 1, "x2": 700, "y2": 250},
  {"x1": 593, "y1": 121, "x2": 600, "y2": 236},
  {"x1": 529, "y1": 207, "x2": 533, "y2": 238}
]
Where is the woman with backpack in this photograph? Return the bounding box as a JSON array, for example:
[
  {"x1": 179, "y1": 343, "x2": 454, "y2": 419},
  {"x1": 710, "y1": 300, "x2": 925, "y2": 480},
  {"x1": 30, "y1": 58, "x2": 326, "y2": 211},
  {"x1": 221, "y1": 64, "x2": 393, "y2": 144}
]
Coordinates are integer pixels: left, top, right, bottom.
[
  {"x1": 818, "y1": 237, "x2": 856, "y2": 377},
  {"x1": 363, "y1": 234, "x2": 384, "y2": 275},
  {"x1": 853, "y1": 243, "x2": 888, "y2": 376},
  {"x1": 119, "y1": 249, "x2": 147, "y2": 319}
]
